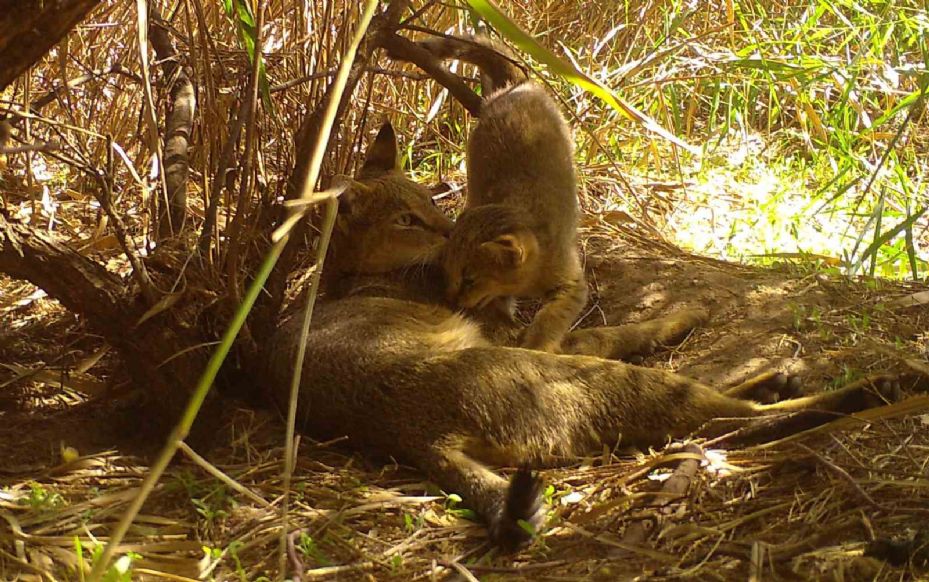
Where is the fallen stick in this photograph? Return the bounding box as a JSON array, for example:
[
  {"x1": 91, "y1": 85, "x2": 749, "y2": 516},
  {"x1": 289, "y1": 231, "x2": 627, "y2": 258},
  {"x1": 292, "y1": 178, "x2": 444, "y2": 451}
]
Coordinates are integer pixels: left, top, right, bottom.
[{"x1": 619, "y1": 443, "x2": 705, "y2": 548}]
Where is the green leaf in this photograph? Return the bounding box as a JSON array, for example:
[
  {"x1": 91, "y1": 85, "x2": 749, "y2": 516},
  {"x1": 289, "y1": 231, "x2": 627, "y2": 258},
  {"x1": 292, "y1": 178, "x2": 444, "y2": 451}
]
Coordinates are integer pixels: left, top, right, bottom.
[
  {"x1": 223, "y1": 0, "x2": 276, "y2": 117},
  {"x1": 868, "y1": 87, "x2": 923, "y2": 132},
  {"x1": 463, "y1": 0, "x2": 697, "y2": 153},
  {"x1": 517, "y1": 518, "x2": 537, "y2": 536},
  {"x1": 449, "y1": 508, "x2": 478, "y2": 521}
]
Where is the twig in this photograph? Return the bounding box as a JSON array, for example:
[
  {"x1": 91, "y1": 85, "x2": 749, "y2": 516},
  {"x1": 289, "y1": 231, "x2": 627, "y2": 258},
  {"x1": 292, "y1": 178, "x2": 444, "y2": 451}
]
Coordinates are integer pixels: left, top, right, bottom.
[
  {"x1": 30, "y1": 64, "x2": 141, "y2": 111},
  {"x1": 0, "y1": 547, "x2": 53, "y2": 581},
  {"x1": 619, "y1": 443, "x2": 704, "y2": 546},
  {"x1": 198, "y1": 93, "x2": 248, "y2": 257},
  {"x1": 303, "y1": 562, "x2": 374, "y2": 580},
  {"x1": 447, "y1": 560, "x2": 481, "y2": 582},
  {"x1": 794, "y1": 442, "x2": 880, "y2": 509},
  {"x1": 223, "y1": 0, "x2": 267, "y2": 296},
  {"x1": 565, "y1": 523, "x2": 678, "y2": 562},
  {"x1": 441, "y1": 559, "x2": 571, "y2": 574},
  {"x1": 94, "y1": 136, "x2": 157, "y2": 304},
  {"x1": 0, "y1": 142, "x2": 61, "y2": 154},
  {"x1": 749, "y1": 541, "x2": 765, "y2": 582},
  {"x1": 286, "y1": 528, "x2": 305, "y2": 582},
  {"x1": 270, "y1": 66, "x2": 427, "y2": 93},
  {"x1": 134, "y1": 0, "x2": 170, "y2": 250},
  {"x1": 399, "y1": 0, "x2": 439, "y2": 26},
  {"x1": 177, "y1": 442, "x2": 270, "y2": 507},
  {"x1": 680, "y1": 526, "x2": 853, "y2": 567}
]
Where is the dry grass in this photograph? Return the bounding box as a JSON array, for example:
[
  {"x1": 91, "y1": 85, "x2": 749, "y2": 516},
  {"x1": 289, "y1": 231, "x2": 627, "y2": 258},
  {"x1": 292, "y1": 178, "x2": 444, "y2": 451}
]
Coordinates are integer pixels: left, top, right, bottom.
[{"x1": 2, "y1": 0, "x2": 929, "y2": 579}]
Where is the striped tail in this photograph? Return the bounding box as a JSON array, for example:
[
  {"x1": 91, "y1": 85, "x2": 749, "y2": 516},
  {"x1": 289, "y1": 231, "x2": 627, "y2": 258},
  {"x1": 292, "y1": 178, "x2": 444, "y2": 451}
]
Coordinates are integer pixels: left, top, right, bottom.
[{"x1": 419, "y1": 35, "x2": 526, "y2": 94}]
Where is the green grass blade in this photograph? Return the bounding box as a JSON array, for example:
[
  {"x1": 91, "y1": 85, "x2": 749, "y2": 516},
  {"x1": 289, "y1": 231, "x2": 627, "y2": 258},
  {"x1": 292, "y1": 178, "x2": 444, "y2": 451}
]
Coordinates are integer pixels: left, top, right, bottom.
[
  {"x1": 88, "y1": 238, "x2": 285, "y2": 582},
  {"x1": 853, "y1": 206, "x2": 927, "y2": 275},
  {"x1": 464, "y1": 0, "x2": 697, "y2": 154},
  {"x1": 275, "y1": 0, "x2": 382, "y2": 575},
  {"x1": 904, "y1": 212, "x2": 919, "y2": 280},
  {"x1": 867, "y1": 87, "x2": 923, "y2": 132}
]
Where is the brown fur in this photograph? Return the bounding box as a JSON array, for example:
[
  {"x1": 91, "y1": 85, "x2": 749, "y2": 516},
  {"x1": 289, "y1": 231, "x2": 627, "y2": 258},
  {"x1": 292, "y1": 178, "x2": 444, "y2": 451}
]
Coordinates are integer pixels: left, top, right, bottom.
[
  {"x1": 431, "y1": 37, "x2": 587, "y2": 353},
  {"x1": 267, "y1": 123, "x2": 901, "y2": 549}
]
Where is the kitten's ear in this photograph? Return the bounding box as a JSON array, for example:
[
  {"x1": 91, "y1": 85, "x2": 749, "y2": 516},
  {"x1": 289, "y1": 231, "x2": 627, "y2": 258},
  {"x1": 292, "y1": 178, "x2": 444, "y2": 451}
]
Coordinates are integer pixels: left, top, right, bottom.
[
  {"x1": 359, "y1": 122, "x2": 399, "y2": 178},
  {"x1": 481, "y1": 234, "x2": 526, "y2": 268}
]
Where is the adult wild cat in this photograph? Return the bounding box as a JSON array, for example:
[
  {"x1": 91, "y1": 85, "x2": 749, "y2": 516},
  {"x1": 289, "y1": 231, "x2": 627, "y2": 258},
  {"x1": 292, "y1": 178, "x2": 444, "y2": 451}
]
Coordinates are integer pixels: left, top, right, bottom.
[{"x1": 267, "y1": 122, "x2": 903, "y2": 550}]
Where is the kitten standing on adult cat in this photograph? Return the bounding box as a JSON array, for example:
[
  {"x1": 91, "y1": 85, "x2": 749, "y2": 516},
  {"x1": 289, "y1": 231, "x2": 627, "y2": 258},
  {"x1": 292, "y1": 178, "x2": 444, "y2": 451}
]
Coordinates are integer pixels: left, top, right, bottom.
[{"x1": 430, "y1": 37, "x2": 588, "y2": 353}]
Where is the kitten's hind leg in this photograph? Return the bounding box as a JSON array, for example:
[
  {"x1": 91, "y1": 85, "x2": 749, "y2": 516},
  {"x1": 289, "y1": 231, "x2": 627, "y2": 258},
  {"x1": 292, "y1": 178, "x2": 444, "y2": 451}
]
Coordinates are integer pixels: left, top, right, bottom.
[
  {"x1": 722, "y1": 370, "x2": 804, "y2": 403},
  {"x1": 708, "y1": 374, "x2": 916, "y2": 446},
  {"x1": 561, "y1": 308, "x2": 709, "y2": 361}
]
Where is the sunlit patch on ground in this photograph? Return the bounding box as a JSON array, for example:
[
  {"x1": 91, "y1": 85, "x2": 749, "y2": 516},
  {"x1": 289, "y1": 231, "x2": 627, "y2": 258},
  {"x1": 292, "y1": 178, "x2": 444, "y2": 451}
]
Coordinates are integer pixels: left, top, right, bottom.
[{"x1": 660, "y1": 132, "x2": 929, "y2": 279}]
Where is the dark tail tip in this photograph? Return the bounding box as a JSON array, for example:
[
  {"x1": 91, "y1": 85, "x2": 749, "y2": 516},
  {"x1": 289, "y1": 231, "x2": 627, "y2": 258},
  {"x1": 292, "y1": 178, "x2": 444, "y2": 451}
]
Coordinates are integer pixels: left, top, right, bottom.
[{"x1": 491, "y1": 466, "x2": 545, "y2": 552}]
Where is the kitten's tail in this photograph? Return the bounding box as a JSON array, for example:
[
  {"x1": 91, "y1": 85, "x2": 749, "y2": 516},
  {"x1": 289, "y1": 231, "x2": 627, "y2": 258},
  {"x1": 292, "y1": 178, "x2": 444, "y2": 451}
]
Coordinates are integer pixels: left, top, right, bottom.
[{"x1": 419, "y1": 35, "x2": 526, "y2": 94}]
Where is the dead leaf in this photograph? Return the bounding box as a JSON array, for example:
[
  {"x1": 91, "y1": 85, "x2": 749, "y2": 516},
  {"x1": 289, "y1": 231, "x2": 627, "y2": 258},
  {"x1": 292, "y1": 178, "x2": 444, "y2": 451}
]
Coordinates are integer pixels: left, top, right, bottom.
[
  {"x1": 63, "y1": 188, "x2": 88, "y2": 200},
  {"x1": 78, "y1": 233, "x2": 120, "y2": 252},
  {"x1": 891, "y1": 290, "x2": 929, "y2": 308},
  {"x1": 135, "y1": 291, "x2": 184, "y2": 327}
]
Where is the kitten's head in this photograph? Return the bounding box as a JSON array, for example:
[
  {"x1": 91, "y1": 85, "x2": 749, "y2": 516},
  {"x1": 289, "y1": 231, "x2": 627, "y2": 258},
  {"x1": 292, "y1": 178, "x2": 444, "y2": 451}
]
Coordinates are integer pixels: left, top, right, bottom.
[{"x1": 443, "y1": 205, "x2": 540, "y2": 309}]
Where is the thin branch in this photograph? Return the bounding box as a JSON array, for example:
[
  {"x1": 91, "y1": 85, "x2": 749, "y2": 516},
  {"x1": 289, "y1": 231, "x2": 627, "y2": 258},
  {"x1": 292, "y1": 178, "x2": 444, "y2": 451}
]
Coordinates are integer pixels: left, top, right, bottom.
[
  {"x1": 177, "y1": 442, "x2": 270, "y2": 507},
  {"x1": 30, "y1": 64, "x2": 142, "y2": 111},
  {"x1": 270, "y1": 66, "x2": 429, "y2": 93},
  {"x1": 94, "y1": 136, "x2": 157, "y2": 304},
  {"x1": 150, "y1": 8, "x2": 195, "y2": 239},
  {"x1": 0, "y1": 211, "x2": 130, "y2": 327},
  {"x1": 380, "y1": 32, "x2": 482, "y2": 116},
  {"x1": 794, "y1": 443, "x2": 880, "y2": 508}
]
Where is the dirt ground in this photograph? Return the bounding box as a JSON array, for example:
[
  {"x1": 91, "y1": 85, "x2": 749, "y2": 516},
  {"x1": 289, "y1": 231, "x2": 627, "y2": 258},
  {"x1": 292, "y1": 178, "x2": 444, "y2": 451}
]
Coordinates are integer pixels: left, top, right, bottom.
[{"x1": 1, "y1": 222, "x2": 928, "y2": 580}]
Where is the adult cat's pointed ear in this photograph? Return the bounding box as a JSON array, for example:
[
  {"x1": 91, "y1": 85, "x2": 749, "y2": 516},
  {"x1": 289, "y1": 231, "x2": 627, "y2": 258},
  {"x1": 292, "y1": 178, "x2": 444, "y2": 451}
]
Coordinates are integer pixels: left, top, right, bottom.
[{"x1": 359, "y1": 122, "x2": 399, "y2": 178}]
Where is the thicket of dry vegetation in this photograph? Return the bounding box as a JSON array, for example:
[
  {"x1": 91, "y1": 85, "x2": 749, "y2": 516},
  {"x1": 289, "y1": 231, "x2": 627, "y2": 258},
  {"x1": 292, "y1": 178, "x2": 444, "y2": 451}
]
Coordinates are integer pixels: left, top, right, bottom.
[{"x1": 1, "y1": 0, "x2": 928, "y2": 580}]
